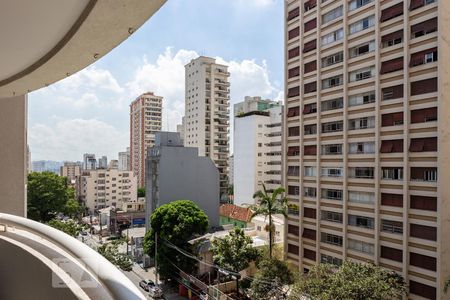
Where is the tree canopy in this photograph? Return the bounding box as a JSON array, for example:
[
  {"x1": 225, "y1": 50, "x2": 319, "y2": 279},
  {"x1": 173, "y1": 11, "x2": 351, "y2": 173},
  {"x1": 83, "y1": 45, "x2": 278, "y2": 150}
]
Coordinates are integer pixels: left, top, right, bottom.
[
  {"x1": 289, "y1": 261, "x2": 407, "y2": 300},
  {"x1": 27, "y1": 172, "x2": 77, "y2": 222},
  {"x1": 48, "y1": 219, "x2": 86, "y2": 237},
  {"x1": 211, "y1": 227, "x2": 260, "y2": 273},
  {"x1": 97, "y1": 241, "x2": 133, "y2": 271},
  {"x1": 143, "y1": 200, "x2": 209, "y2": 279},
  {"x1": 250, "y1": 258, "x2": 295, "y2": 300},
  {"x1": 137, "y1": 187, "x2": 146, "y2": 198}
]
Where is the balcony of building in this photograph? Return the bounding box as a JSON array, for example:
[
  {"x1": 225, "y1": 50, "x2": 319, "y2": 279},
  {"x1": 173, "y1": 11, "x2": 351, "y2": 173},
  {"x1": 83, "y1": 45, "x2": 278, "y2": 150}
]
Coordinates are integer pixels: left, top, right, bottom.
[{"x1": 0, "y1": 1, "x2": 165, "y2": 299}]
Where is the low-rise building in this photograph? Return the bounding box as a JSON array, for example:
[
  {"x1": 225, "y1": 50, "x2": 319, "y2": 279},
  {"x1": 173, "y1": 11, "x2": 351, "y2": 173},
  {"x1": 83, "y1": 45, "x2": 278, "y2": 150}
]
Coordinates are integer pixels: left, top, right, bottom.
[
  {"x1": 146, "y1": 132, "x2": 220, "y2": 228},
  {"x1": 219, "y1": 204, "x2": 252, "y2": 228},
  {"x1": 77, "y1": 168, "x2": 137, "y2": 213},
  {"x1": 60, "y1": 162, "x2": 82, "y2": 184}
]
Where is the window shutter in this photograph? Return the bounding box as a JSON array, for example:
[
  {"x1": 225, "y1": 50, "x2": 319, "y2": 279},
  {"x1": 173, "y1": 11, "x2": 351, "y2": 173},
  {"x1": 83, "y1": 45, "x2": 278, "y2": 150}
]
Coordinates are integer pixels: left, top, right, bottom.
[
  {"x1": 288, "y1": 66, "x2": 300, "y2": 78},
  {"x1": 304, "y1": 207, "x2": 316, "y2": 219},
  {"x1": 380, "y1": 246, "x2": 403, "y2": 262},
  {"x1": 410, "y1": 47, "x2": 437, "y2": 67},
  {"x1": 304, "y1": 145, "x2": 317, "y2": 155},
  {"x1": 304, "y1": 18, "x2": 317, "y2": 33},
  {"x1": 304, "y1": 60, "x2": 317, "y2": 73},
  {"x1": 380, "y1": 3, "x2": 404, "y2": 22},
  {"x1": 304, "y1": 0, "x2": 317, "y2": 11},
  {"x1": 287, "y1": 106, "x2": 300, "y2": 117},
  {"x1": 411, "y1": 78, "x2": 437, "y2": 95},
  {"x1": 287, "y1": 7, "x2": 300, "y2": 21},
  {"x1": 287, "y1": 244, "x2": 299, "y2": 255},
  {"x1": 411, "y1": 17, "x2": 437, "y2": 35},
  {"x1": 380, "y1": 140, "x2": 394, "y2": 153},
  {"x1": 410, "y1": 281, "x2": 436, "y2": 299},
  {"x1": 410, "y1": 195, "x2": 437, "y2": 211},
  {"x1": 287, "y1": 146, "x2": 300, "y2": 156},
  {"x1": 410, "y1": 0, "x2": 425, "y2": 10},
  {"x1": 409, "y1": 139, "x2": 425, "y2": 152},
  {"x1": 410, "y1": 224, "x2": 437, "y2": 241},
  {"x1": 380, "y1": 57, "x2": 403, "y2": 74},
  {"x1": 381, "y1": 114, "x2": 394, "y2": 126},
  {"x1": 302, "y1": 228, "x2": 316, "y2": 240},
  {"x1": 288, "y1": 46, "x2": 300, "y2": 59},
  {"x1": 288, "y1": 126, "x2": 300, "y2": 136},
  {"x1": 381, "y1": 30, "x2": 403, "y2": 43},
  {"x1": 288, "y1": 224, "x2": 299, "y2": 235},
  {"x1": 381, "y1": 193, "x2": 403, "y2": 207},
  {"x1": 303, "y1": 248, "x2": 316, "y2": 260},
  {"x1": 411, "y1": 107, "x2": 437, "y2": 123},
  {"x1": 303, "y1": 39, "x2": 317, "y2": 53},
  {"x1": 410, "y1": 252, "x2": 436, "y2": 271},
  {"x1": 304, "y1": 81, "x2": 317, "y2": 93},
  {"x1": 288, "y1": 86, "x2": 300, "y2": 98},
  {"x1": 288, "y1": 27, "x2": 300, "y2": 40}
]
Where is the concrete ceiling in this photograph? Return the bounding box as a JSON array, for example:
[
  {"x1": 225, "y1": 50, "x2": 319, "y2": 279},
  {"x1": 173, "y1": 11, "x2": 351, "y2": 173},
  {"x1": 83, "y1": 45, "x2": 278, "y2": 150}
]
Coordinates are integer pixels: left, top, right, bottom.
[{"x1": 0, "y1": 0, "x2": 166, "y2": 98}]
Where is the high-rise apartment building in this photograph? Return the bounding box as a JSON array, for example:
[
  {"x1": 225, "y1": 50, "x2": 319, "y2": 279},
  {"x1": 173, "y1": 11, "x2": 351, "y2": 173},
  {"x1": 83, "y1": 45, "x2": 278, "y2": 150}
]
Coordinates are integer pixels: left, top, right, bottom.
[
  {"x1": 130, "y1": 92, "x2": 163, "y2": 187},
  {"x1": 184, "y1": 56, "x2": 230, "y2": 199},
  {"x1": 176, "y1": 116, "x2": 185, "y2": 144},
  {"x1": 233, "y1": 97, "x2": 282, "y2": 206},
  {"x1": 118, "y1": 147, "x2": 131, "y2": 171},
  {"x1": 98, "y1": 155, "x2": 108, "y2": 169},
  {"x1": 284, "y1": 1, "x2": 448, "y2": 299},
  {"x1": 60, "y1": 162, "x2": 82, "y2": 183},
  {"x1": 83, "y1": 153, "x2": 96, "y2": 170},
  {"x1": 77, "y1": 168, "x2": 137, "y2": 214}
]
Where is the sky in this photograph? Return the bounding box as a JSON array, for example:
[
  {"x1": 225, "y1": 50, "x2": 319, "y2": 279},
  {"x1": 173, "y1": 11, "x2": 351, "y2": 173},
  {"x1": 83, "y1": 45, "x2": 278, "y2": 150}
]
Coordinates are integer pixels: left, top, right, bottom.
[{"x1": 28, "y1": 0, "x2": 284, "y2": 162}]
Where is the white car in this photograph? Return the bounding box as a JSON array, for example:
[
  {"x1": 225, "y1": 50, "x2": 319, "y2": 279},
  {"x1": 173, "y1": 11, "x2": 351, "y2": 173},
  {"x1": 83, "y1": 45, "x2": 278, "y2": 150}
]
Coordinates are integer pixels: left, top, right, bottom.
[{"x1": 148, "y1": 285, "x2": 163, "y2": 298}]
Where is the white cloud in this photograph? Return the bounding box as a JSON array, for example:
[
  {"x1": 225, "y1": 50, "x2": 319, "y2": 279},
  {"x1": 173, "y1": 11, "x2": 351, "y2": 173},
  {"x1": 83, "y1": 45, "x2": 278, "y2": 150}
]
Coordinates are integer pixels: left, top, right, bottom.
[
  {"x1": 29, "y1": 119, "x2": 128, "y2": 161},
  {"x1": 235, "y1": 0, "x2": 276, "y2": 8}
]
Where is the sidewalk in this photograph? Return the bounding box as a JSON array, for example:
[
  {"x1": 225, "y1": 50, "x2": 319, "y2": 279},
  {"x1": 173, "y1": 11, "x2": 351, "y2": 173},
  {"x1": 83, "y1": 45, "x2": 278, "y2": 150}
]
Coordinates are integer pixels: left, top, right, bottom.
[{"x1": 132, "y1": 264, "x2": 157, "y2": 282}]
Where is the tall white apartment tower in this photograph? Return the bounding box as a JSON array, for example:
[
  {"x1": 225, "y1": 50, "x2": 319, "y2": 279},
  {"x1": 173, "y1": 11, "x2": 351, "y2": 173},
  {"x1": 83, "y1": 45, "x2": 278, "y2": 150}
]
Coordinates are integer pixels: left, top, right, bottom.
[
  {"x1": 234, "y1": 97, "x2": 283, "y2": 206},
  {"x1": 130, "y1": 92, "x2": 163, "y2": 187},
  {"x1": 284, "y1": 0, "x2": 450, "y2": 299},
  {"x1": 184, "y1": 56, "x2": 230, "y2": 200}
]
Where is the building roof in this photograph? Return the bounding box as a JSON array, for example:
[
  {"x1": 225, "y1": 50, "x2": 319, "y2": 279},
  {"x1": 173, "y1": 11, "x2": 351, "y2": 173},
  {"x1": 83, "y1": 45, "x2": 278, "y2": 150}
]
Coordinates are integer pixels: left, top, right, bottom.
[{"x1": 219, "y1": 204, "x2": 252, "y2": 223}]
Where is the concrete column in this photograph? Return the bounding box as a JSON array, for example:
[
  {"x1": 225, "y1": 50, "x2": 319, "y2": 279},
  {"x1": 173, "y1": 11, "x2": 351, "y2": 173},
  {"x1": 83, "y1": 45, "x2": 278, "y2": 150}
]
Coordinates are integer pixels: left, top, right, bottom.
[{"x1": 0, "y1": 94, "x2": 27, "y2": 217}]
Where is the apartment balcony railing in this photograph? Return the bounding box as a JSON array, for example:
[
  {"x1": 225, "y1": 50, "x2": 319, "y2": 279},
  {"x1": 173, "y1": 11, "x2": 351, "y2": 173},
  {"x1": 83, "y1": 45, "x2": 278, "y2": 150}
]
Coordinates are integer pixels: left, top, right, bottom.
[{"x1": 0, "y1": 213, "x2": 145, "y2": 300}]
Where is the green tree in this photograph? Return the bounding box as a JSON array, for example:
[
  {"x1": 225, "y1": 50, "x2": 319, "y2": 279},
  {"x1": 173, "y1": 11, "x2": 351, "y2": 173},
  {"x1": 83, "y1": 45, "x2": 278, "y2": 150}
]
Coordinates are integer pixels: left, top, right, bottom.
[
  {"x1": 251, "y1": 184, "x2": 287, "y2": 259},
  {"x1": 97, "y1": 241, "x2": 133, "y2": 271},
  {"x1": 227, "y1": 184, "x2": 234, "y2": 196},
  {"x1": 445, "y1": 276, "x2": 450, "y2": 294},
  {"x1": 63, "y1": 197, "x2": 83, "y2": 219},
  {"x1": 289, "y1": 261, "x2": 407, "y2": 300},
  {"x1": 211, "y1": 227, "x2": 260, "y2": 273},
  {"x1": 27, "y1": 172, "x2": 74, "y2": 222},
  {"x1": 137, "y1": 187, "x2": 145, "y2": 198},
  {"x1": 143, "y1": 200, "x2": 209, "y2": 279},
  {"x1": 48, "y1": 219, "x2": 86, "y2": 237},
  {"x1": 250, "y1": 258, "x2": 295, "y2": 300}
]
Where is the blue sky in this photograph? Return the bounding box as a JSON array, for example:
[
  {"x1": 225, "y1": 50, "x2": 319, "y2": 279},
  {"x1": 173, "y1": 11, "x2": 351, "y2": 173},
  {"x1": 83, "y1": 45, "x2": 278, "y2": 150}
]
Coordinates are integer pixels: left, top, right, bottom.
[{"x1": 28, "y1": 0, "x2": 284, "y2": 161}]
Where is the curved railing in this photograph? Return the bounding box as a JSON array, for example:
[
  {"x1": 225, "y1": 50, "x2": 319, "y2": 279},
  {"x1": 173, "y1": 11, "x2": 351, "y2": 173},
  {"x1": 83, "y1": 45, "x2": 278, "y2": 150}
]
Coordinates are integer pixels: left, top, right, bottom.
[{"x1": 0, "y1": 213, "x2": 146, "y2": 300}]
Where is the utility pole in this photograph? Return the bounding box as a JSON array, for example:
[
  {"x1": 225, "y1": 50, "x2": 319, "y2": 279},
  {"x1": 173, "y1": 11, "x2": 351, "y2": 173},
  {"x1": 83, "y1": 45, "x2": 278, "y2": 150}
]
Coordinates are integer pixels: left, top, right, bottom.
[{"x1": 155, "y1": 231, "x2": 158, "y2": 284}]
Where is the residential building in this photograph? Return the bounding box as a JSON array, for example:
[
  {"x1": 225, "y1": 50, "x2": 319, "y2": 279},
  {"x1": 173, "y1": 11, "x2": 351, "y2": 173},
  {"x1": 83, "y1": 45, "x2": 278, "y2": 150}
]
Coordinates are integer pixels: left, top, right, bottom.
[
  {"x1": 27, "y1": 145, "x2": 31, "y2": 173},
  {"x1": 228, "y1": 155, "x2": 234, "y2": 185},
  {"x1": 0, "y1": 1, "x2": 165, "y2": 298},
  {"x1": 78, "y1": 168, "x2": 137, "y2": 214},
  {"x1": 109, "y1": 159, "x2": 118, "y2": 169},
  {"x1": 83, "y1": 153, "x2": 96, "y2": 170},
  {"x1": 118, "y1": 147, "x2": 131, "y2": 171},
  {"x1": 98, "y1": 155, "x2": 108, "y2": 169},
  {"x1": 284, "y1": 0, "x2": 449, "y2": 298},
  {"x1": 60, "y1": 162, "x2": 82, "y2": 183},
  {"x1": 233, "y1": 96, "x2": 283, "y2": 206},
  {"x1": 130, "y1": 92, "x2": 163, "y2": 187},
  {"x1": 146, "y1": 132, "x2": 220, "y2": 228},
  {"x1": 31, "y1": 160, "x2": 63, "y2": 174},
  {"x1": 219, "y1": 204, "x2": 252, "y2": 228},
  {"x1": 184, "y1": 56, "x2": 230, "y2": 200}
]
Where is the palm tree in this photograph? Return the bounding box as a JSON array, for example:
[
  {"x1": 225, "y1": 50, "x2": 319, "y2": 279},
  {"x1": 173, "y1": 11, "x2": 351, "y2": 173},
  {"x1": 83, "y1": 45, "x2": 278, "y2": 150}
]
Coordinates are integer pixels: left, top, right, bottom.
[{"x1": 251, "y1": 184, "x2": 288, "y2": 259}]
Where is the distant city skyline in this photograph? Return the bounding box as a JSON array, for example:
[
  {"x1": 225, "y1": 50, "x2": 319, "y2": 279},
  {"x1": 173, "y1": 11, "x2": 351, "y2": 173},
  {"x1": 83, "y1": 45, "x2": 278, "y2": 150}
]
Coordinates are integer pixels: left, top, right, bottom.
[{"x1": 28, "y1": 0, "x2": 283, "y2": 161}]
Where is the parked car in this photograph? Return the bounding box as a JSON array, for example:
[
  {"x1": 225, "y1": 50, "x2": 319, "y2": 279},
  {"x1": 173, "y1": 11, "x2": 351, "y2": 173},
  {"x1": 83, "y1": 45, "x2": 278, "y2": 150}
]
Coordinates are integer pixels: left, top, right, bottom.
[
  {"x1": 148, "y1": 285, "x2": 163, "y2": 298},
  {"x1": 139, "y1": 279, "x2": 155, "y2": 292},
  {"x1": 80, "y1": 231, "x2": 88, "y2": 236}
]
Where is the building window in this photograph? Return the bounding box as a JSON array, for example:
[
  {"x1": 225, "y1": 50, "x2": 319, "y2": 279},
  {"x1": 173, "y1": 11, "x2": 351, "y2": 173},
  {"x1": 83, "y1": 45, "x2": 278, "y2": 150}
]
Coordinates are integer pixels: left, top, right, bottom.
[
  {"x1": 321, "y1": 28, "x2": 344, "y2": 46},
  {"x1": 304, "y1": 187, "x2": 317, "y2": 198},
  {"x1": 304, "y1": 124, "x2": 317, "y2": 135},
  {"x1": 287, "y1": 146, "x2": 300, "y2": 157},
  {"x1": 321, "y1": 210, "x2": 343, "y2": 223},
  {"x1": 410, "y1": 167, "x2": 437, "y2": 182},
  {"x1": 348, "y1": 191, "x2": 375, "y2": 204},
  {"x1": 349, "y1": 66, "x2": 375, "y2": 82},
  {"x1": 288, "y1": 46, "x2": 300, "y2": 59},
  {"x1": 303, "y1": 103, "x2": 317, "y2": 114},
  {"x1": 287, "y1": 86, "x2": 300, "y2": 98},
  {"x1": 302, "y1": 228, "x2": 316, "y2": 240},
  {"x1": 321, "y1": 52, "x2": 343, "y2": 68},
  {"x1": 287, "y1": 244, "x2": 299, "y2": 255},
  {"x1": 381, "y1": 112, "x2": 404, "y2": 126},
  {"x1": 321, "y1": 144, "x2": 342, "y2": 155},
  {"x1": 409, "y1": 137, "x2": 437, "y2": 152},
  {"x1": 380, "y1": 57, "x2": 403, "y2": 74},
  {"x1": 304, "y1": 60, "x2": 317, "y2": 73},
  {"x1": 304, "y1": 166, "x2": 316, "y2": 177},
  {"x1": 288, "y1": 27, "x2": 300, "y2": 40},
  {"x1": 304, "y1": 248, "x2": 316, "y2": 260},
  {"x1": 304, "y1": 18, "x2": 317, "y2": 33},
  {"x1": 411, "y1": 17, "x2": 437, "y2": 39},
  {"x1": 348, "y1": 117, "x2": 375, "y2": 130},
  {"x1": 349, "y1": 15, "x2": 375, "y2": 34},
  {"x1": 382, "y1": 167, "x2": 403, "y2": 180},
  {"x1": 303, "y1": 39, "x2": 317, "y2": 53},
  {"x1": 381, "y1": 219, "x2": 403, "y2": 234},
  {"x1": 410, "y1": 47, "x2": 438, "y2": 67},
  {"x1": 321, "y1": 233, "x2": 343, "y2": 246},
  {"x1": 287, "y1": 166, "x2": 300, "y2": 176},
  {"x1": 411, "y1": 107, "x2": 437, "y2": 124},
  {"x1": 381, "y1": 193, "x2": 403, "y2": 207},
  {"x1": 380, "y1": 3, "x2": 403, "y2": 22},
  {"x1": 321, "y1": 167, "x2": 343, "y2": 178},
  {"x1": 411, "y1": 77, "x2": 437, "y2": 95},
  {"x1": 288, "y1": 224, "x2": 299, "y2": 236},
  {"x1": 410, "y1": 0, "x2": 436, "y2": 11},
  {"x1": 288, "y1": 185, "x2": 300, "y2": 196},
  {"x1": 321, "y1": 254, "x2": 342, "y2": 266},
  {"x1": 380, "y1": 246, "x2": 403, "y2": 262},
  {"x1": 381, "y1": 30, "x2": 403, "y2": 48},
  {"x1": 348, "y1": 239, "x2": 374, "y2": 254},
  {"x1": 304, "y1": 145, "x2": 317, "y2": 156},
  {"x1": 304, "y1": 207, "x2": 316, "y2": 219},
  {"x1": 349, "y1": 40, "x2": 375, "y2": 58},
  {"x1": 348, "y1": 167, "x2": 374, "y2": 179},
  {"x1": 349, "y1": 0, "x2": 373, "y2": 11},
  {"x1": 382, "y1": 84, "x2": 404, "y2": 100},
  {"x1": 287, "y1": 106, "x2": 300, "y2": 117},
  {"x1": 348, "y1": 215, "x2": 374, "y2": 229},
  {"x1": 322, "y1": 6, "x2": 343, "y2": 24},
  {"x1": 322, "y1": 121, "x2": 343, "y2": 133},
  {"x1": 304, "y1": 0, "x2": 317, "y2": 12},
  {"x1": 321, "y1": 189, "x2": 343, "y2": 201},
  {"x1": 409, "y1": 281, "x2": 436, "y2": 299},
  {"x1": 410, "y1": 195, "x2": 437, "y2": 211},
  {"x1": 288, "y1": 66, "x2": 300, "y2": 78},
  {"x1": 410, "y1": 252, "x2": 436, "y2": 271},
  {"x1": 410, "y1": 224, "x2": 437, "y2": 241},
  {"x1": 321, "y1": 97, "x2": 343, "y2": 111},
  {"x1": 348, "y1": 142, "x2": 375, "y2": 154},
  {"x1": 287, "y1": 7, "x2": 299, "y2": 21},
  {"x1": 304, "y1": 81, "x2": 317, "y2": 93},
  {"x1": 322, "y1": 75, "x2": 343, "y2": 89},
  {"x1": 348, "y1": 91, "x2": 375, "y2": 106}
]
